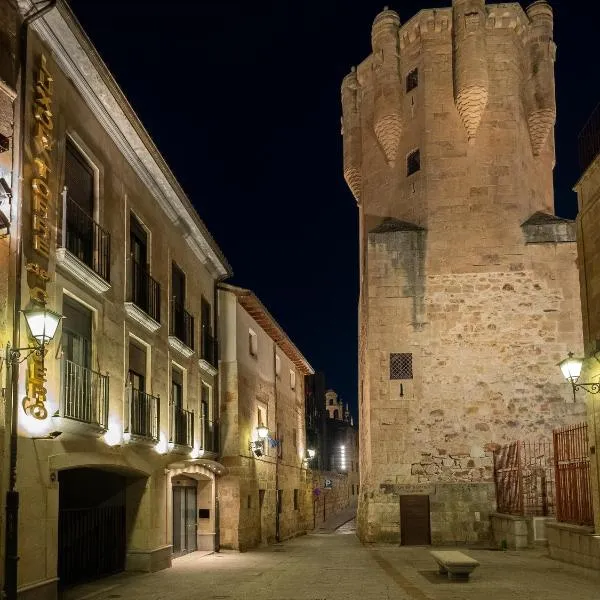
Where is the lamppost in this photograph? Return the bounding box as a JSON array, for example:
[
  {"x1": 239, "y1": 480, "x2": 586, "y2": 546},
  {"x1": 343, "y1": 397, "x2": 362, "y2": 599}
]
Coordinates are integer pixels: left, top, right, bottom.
[
  {"x1": 249, "y1": 424, "x2": 269, "y2": 457},
  {"x1": 3, "y1": 305, "x2": 62, "y2": 600},
  {"x1": 558, "y1": 352, "x2": 600, "y2": 402}
]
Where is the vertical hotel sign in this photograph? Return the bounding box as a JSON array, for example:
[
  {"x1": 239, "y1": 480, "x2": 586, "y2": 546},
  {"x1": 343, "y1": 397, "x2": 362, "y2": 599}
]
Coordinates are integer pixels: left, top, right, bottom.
[{"x1": 22, "y1": 54, "x2": 54, "y2": 420}]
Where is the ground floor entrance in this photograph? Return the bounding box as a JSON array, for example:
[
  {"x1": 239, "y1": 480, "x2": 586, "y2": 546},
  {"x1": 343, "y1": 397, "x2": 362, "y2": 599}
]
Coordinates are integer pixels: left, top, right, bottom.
[
  {"x1": 400, "y1": 495, "x2": 431, "y2": 546},
  {"x1": 172, "y1": 476, "x2": 198, "y2": 556},
  {"x1": 58, "y1": 468, "x2": 130, "y2": 587}
]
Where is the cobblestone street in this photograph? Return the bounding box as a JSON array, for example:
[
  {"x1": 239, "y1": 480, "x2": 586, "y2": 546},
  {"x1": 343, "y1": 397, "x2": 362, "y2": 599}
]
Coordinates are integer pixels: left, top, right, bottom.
[{"x1": 63, "y1": 521, "x2": 600, "y2": 600}]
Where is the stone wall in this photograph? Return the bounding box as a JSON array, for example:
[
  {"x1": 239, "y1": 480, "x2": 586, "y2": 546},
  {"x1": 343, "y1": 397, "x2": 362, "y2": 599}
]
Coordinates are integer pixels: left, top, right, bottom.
[{"x1": 546, "y1": 521, "x2": 600, "y2": 569}]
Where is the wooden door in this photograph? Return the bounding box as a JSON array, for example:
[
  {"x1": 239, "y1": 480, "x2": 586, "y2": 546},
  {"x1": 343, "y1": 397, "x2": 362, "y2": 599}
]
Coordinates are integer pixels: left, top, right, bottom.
[{"x1": 400, "y1": 495, "x2": 431, "y2": 546}]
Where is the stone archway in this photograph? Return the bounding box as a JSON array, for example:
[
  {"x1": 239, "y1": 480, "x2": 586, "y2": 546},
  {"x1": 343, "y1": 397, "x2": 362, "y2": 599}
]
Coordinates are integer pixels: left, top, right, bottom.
[{"x1": 167, "y1": 461, "x2": 225, "y2": 553}]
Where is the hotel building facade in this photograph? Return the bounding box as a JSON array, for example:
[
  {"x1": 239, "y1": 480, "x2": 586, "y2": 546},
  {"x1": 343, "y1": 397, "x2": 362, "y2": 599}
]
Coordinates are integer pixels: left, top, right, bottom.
[{"x1": 0, "y1": 1, "x2": 232, "y2": 598}]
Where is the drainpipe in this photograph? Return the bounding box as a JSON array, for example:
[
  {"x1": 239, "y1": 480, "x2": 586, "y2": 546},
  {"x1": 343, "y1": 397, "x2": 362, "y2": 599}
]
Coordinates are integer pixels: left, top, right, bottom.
[
  {"x1": 212, "y1": 279, "x2": 220, "y2": 552},
  {"x1": 273, "y1": 341, "x2": 280, "y2": 542},
  {"x1": 4, "y1": 3, "x2": 57, "y2": 599}
]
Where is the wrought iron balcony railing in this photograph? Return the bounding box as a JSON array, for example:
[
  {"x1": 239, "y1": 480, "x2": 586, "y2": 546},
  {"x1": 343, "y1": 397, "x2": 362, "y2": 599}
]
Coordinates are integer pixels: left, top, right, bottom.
[
  {"x1": 130, "y1": 259, "x2": 161, "y2": 323},
  {"x1": 124, "y1": 386, "x2": 160, "y2": 443},
  {"x1": 170, "y1": 301, "x2": 194, "y2": 350},
  {"x1": 170, "y1": 403, "x2": 194, "y2": 448},
  {"x1": 200, "y1": 418, "x2": 218, "y2": 454},
  {"x1": 200, "y1": 328, "x2": 216, "y2": 367},
  {"x1": 579, "y1": 103, "x2": 600, "y2": 174},
  {"x1": 59, "y1": 358, "x2": 109, "y2": 430},
  {"x1": 60, "y1": 194, "x2": 111, "y2": 282}
]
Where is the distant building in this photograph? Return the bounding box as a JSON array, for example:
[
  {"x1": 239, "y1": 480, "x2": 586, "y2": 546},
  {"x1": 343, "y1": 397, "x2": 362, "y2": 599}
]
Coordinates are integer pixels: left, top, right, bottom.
[
  {"x1": 218, "y1": 284, "x2": 314, "y2": 550},
  {"x1": 305, "y1": 372, "x2": 328, "y2": 470}
]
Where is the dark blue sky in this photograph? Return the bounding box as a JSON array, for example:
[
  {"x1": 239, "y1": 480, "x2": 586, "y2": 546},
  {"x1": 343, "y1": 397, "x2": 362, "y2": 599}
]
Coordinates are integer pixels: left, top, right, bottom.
[{"x1": 68, "y1": 0, "x2": 600, "y2": 420}]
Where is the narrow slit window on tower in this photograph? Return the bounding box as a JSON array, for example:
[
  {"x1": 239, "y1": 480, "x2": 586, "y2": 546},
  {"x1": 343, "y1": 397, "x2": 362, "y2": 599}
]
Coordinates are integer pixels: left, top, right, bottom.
[
  {"x1": 406, "y1": 68, "x2": 418, "y2": 93},
  {"x1": 407, "y1": 149, "x2": 420, "y2": 176},
  {"x1": 390, "y1": 353, "x2": 413, "y2": 380}
]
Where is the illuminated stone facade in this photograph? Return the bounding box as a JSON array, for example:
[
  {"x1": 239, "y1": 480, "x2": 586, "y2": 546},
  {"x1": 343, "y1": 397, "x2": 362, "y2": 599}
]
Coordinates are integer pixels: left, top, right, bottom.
[
  {"x1": 218, "y1": 284, "x2": 313, "y2": 550},
  {"x1": 342, "y1": 1, "x2": 586, "y2": 545},
  {"x1": 0, "y1": 2, "x2": 230, "y2": 598}
]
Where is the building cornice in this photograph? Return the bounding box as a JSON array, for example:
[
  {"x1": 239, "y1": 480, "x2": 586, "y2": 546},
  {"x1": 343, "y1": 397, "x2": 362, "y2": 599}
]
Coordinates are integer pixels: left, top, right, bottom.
[
  {"x1": 20, "y1": 0, "x2": 232, "y2": 280},
  {"x1": 219, "y1": 283, "x2": 314, "y2": 376}
]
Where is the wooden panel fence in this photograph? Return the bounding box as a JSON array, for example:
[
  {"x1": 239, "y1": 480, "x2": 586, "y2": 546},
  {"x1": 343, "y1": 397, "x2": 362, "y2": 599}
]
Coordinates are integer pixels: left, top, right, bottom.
[{"x1": 493, "y1": 440, "x2": 554, "y2": 516}]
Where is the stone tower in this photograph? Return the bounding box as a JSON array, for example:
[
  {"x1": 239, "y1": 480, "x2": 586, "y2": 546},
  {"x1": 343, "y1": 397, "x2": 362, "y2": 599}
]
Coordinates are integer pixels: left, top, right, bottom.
[{"x1": 342, "y1": 1, "x2": 586, "y2": 545}]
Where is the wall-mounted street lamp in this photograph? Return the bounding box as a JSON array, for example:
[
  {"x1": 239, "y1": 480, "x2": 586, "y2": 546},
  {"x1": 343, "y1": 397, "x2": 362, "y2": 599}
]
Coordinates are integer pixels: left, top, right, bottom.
[
  {"x1": 558, "y1": 352, "x2": 600, "y2": 402},
  {"x1": 4, "y1": 303, "x2": 63, "y2": 600},
  {"x1": 6, "y1": 305, "x2": 62, "y2": 361},
  {"x1": 249, "y1": 424, "x2": 270, "y2": 457},
  {"x1": 307, "y1": 448, "x2": 316, "y2": 459}
]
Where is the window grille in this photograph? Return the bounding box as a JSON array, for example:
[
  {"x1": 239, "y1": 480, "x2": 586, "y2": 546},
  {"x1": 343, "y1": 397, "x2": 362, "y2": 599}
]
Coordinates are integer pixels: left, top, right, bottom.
[{"x1": 390, "y1": 353, "x2": 413, "y2": 380}]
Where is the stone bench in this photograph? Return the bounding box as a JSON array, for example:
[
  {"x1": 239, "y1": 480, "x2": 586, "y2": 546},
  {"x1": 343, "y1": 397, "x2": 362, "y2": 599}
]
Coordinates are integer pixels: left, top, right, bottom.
[{"x1": 430, "y1": 550, "x2": 480, "y2": 580}]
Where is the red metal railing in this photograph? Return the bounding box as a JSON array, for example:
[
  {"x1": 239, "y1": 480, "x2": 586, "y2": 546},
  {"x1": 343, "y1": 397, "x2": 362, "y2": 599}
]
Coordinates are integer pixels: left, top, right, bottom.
[
  {"x1": 554, "y1": 423, "x2": 593, "y2": 526},
  {"x1": 493, "y1": 440, "x2": 555, "y2": 516}
]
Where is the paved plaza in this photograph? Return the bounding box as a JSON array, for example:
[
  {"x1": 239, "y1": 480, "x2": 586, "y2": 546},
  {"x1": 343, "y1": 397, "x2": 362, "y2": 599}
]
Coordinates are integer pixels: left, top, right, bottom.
[{"x1": 63, "y1": 521, "x2": 600, "y2": 600}]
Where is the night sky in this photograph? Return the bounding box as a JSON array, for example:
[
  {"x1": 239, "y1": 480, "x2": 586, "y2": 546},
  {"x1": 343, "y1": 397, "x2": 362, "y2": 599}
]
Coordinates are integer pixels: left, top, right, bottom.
[{"x1": 67, "y1": 0, "x2": 600, "y2": 421}]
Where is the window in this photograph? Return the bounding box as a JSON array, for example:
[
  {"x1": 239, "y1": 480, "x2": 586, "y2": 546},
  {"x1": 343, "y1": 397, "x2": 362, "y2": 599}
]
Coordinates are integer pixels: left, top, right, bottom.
[
  {"x1": 171, "y1": 366, "x2": 184, "y2": 408},
  {"x1": 200, "y1": 296, "x2": 213, "y2": 364},
  {"x1": 329, "y1": 398, "x2": 334, "y2": 406},
  {"x1": 407, "y1": 149, "x2": 420, "y2": 176},
  {"x1": 275, "y1": 354, "x2": 281, "y2": 377},
  {"x1": 249, "y1": 329, "x2": 258, "y2": 357},
  {"x1": 290, "y1": 369, "x2": 296, "y2": 390},
  {"x1": 406, "y1": 68, "x2": 418, "y2": 92},
  {"x1": 128, "y1": 340, "x2": 146, "y2": 391},
  {"x1": 390, "y1": 353, "x2": 413, "y2": 380},
  {"x1": 247, "y1": 495, "x2": 252, "y2": 509},
  {"x1": 293, "y1": 428, "x2": 297, "y2": 448},
  {"x1": 65, "y1": 138, "x2": 94, "y2": 216},
  {"x1": 171, "y1": 263, "x2": 193, "y2": 349},
  {"x1": 352, "y1": 484, "x2": 355, "y2": 496},
  {"x1": 277, "y1": 489, "x2": 283, "y2": 514},
  {"x1": 293, "y1": 489, "x2": 299, "y2": 510},
  {"x1": 62, "y1": 296, "x2": 93, "y2": 369}
]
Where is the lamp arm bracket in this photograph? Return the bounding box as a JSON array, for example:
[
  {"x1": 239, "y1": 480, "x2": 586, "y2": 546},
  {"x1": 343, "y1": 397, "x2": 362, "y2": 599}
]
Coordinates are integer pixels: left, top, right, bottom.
[{"x1": 574, "y1": 382, "x2": 600, "y2": 394}]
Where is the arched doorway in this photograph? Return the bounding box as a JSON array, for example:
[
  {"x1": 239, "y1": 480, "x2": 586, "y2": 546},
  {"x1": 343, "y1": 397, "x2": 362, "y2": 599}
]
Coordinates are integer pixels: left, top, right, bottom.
[{"x1": 57, "y1": 467, "x2": 143, "y2": 587}]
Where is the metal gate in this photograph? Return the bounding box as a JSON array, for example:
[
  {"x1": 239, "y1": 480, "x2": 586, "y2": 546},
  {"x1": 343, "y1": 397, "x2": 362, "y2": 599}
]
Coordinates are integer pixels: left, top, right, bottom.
[
  {"x1": 58, "y1": 505, "x2": 126, "y2": 586},
  {"x1": 554, "y1": 423, "x2": 594, "y2": 526}
]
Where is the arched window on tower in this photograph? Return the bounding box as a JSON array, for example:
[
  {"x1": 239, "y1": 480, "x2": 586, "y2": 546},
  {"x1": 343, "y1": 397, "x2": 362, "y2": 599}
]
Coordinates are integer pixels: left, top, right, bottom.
[{"x1": 334, "y1": 409, "x2": 339, "y2": 420}]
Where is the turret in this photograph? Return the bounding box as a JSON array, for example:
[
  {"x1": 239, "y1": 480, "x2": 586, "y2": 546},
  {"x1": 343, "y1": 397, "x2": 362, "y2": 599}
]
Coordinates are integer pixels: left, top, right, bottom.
[
  {"x1": 371, "y1": 7, "x2": 403, "y2": 165},
  {"x1": 452, "y1": 0, "x2": 489, "y2": 142},
  {"x1": 525, "y1": 0, "x2": 556, "y2": 156},
  {"x1": 341, "y1": 67, "x2": 362, "y2": 202}
]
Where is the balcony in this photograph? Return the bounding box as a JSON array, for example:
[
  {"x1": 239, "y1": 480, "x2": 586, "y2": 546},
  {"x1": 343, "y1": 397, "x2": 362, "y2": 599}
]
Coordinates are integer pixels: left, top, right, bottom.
[
  {"x1": 198, "y1": 328, "x2": 217, "y2": 376},
  {"x1": 169, "y1": 301, "x2": 194, "y2": 357},
  {"x1": 57, "y1": 194, "x2": 111, "y2": 294},
  {"x1": 124, "y1": 386, "x2": 160, "y2": 446},
  {"x1": 55, "y1": 358, "x2": 109, "y2": 435},
  {"x1": 579, "y1": 103, "x2": 600, "y2": 174},
  {"x1": 200, "y1": 417, "x2": 218, "y2": 455},
  {"x1": 125, "y1": 260, "x2": 161, "y2": 332},
  {"x1": 169, "y1": 404, "x2": 194, "y2": 451}
]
